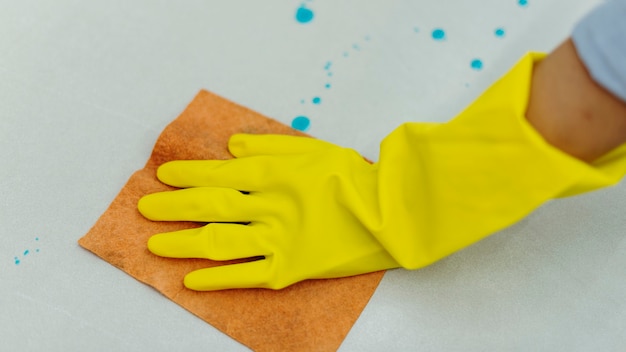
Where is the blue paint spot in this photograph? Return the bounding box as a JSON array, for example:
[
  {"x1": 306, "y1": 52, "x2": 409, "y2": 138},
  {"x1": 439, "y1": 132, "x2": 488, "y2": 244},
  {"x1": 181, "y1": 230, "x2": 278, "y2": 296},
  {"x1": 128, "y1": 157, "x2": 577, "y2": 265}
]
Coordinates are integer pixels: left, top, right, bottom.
[
  {"x1": 413, "y1": 27, "x2": 420, "y2": 33},
  {"x1": 292, "y1": 116, "x2": 311, "y2": 131},
  {"x1": 325, "y1": 83, "x2": 331, "y2": 89},
  {"x1": 495, "y1": 28, "x2": 506, "y2": 37},
  {"x1": 471, "y1": 59, "x2": 484, "y2": 71},
  {"x1": 312, "y1": 97, "x2": 321, "y2": 104},
  {"x1": 295, "y1": 5, "x2": 314, "y2": 23},
  {"x1": 364, "y1": 35, "x2": 371, "y2": 41},
  {"x1": 518, "y1": 0, "x2": 528, "y2": 7},
  {"x1": 13, "y1": 237, "x2": 41, "y2": 265},
  {"x1": 300, "y1": 99, "x2": 305, "y2": 104},
  {"x1": 352, "y1": 43, "x2": 361, "y2": 51},
  {"x1": 327, "y1": 72, "x2": 333, "y2": 77},
  {"x1": 324, "y1": 61, "x2": 332, "y2": 70},
  {"x1": 343, "y1": 52, "x2": 349, "y2": 58},
  {"x1": 432, "y1": 28, "x2": 446, "y2": 41}
]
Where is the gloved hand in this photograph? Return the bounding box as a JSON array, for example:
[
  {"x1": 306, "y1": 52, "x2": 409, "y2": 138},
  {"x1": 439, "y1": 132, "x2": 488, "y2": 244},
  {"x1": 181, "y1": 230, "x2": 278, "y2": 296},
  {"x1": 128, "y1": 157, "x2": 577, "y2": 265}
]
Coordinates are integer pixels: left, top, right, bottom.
[
  {"x1": 139, "y1": 53, "x2": 626, "y2": 291},
  {"x1": 138, "y1": 135, "x2": 401, "y2": 290}
]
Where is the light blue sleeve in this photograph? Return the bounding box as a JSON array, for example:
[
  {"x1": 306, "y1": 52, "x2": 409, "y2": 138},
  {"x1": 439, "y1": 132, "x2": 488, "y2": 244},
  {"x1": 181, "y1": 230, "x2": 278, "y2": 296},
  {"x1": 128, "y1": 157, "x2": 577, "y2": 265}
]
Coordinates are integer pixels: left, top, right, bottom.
[{"x1": 572, "y1": 0, "x2": 626, "y2": 103}]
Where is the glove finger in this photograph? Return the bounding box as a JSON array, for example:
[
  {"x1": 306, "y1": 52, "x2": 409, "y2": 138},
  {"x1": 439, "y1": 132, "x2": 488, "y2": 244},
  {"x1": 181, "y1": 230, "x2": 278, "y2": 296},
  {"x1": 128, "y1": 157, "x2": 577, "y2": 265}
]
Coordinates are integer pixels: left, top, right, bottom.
[
  {"x1": 138, "y1": 187, "x2": 266, "y2": 222},
  {"x1": 228, "y1": 133, "x2": 336, "y2": 158},
  {"x1": 156, "y1": 158, "x2": 272, "y2": 190},
  {"x1": 184, "y1": 260, "x2": 279, "y2": 291},
  {"x1": 148, "y1": 223, "x2": 269, "y2": 261}
]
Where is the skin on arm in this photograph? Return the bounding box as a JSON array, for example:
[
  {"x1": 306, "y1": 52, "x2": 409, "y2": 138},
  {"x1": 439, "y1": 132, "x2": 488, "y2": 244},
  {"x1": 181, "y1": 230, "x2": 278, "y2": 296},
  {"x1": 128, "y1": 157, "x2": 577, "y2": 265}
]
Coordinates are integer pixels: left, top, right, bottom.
[{"x1": 526, "y1": 39, "x2": 626, "y2": 163}]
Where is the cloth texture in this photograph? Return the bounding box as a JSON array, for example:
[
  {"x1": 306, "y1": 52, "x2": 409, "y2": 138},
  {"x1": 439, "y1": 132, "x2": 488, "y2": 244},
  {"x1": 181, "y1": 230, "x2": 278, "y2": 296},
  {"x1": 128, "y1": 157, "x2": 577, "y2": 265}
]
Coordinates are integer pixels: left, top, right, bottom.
[
  {"x1": 573, "y1": 0, "x2": 626, "y2": 102},
  {"x1": 78, "y1": 90, "x2": 384, "y2": 352}
]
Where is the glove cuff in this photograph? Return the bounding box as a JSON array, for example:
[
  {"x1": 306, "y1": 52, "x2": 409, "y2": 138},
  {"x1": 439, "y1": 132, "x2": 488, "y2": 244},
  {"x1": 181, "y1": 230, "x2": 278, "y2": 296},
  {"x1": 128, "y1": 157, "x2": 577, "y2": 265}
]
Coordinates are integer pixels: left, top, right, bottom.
[{"x1": 375, "y1": 52, "x2": 626, "y2": 269}]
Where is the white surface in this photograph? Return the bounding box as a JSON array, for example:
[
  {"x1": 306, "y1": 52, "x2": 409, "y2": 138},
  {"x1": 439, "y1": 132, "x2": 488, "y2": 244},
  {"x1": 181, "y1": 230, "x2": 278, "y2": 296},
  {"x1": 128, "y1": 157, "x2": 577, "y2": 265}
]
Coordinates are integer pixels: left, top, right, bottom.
[{"x1": 2, "y1": 1, "x2": 624, "y2": 351}]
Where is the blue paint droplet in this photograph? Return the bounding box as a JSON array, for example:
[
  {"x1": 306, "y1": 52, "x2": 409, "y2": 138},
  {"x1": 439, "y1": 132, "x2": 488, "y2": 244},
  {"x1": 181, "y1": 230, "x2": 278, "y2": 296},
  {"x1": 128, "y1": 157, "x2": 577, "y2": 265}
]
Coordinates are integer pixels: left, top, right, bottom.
[
  {"x1": 324, "y1": 61, "x2": 332, "y2": 70},
  {"x1": 36, "y1": 249, "x2": 40, "y2": 253},
  {"x1": 24, "y1": 250, "x2": 29, "y2": 256},
  {"x1": 471, "y1": 59, "x2": 484, "y2": 71},
  {"x1": 495, "y1": 28, "x2": 505, "y2": 37},
  {"x1": 364, "y1": 35, "x2": 371, "y2": 41},
  {"x1": 325, "y1": 83, "x2": 331, "y2": 89},
  {"x1": 35, "y1": 237, "x2": 39, "y2": 241},
  {"x1": 327, "y1": 72, "x2": 333, "y2": 77},
  {"x1": 413, "y1": 27, "x2": 420, "y2": 33},
  {"x1": 432, "y1": 28, "x2": 446, "y2": 41},
  {"x1": 295, "y1": 5, "x2": 314, "y2": 23},
  {"x1": 352, "y1": 43, "x2": 361, "y2": 51},
  {"x1": 518, "y1": 0, "x2": 528, "y2": 7},
  {"x1": 292, "y1": 116, "x2": 311, "y2": 131},
  {"x1": 343, "y1": 52, "x2": 349, "y2": 58},
  {"x1": 312, "y1": 97, "x2": 321, "y2": 104},
  {"x1": 300, "y1": 99, "x2": 305, "y2": 104},
  {"x1": 14, "y1": 257, "x2": 20, "y2": 265}
]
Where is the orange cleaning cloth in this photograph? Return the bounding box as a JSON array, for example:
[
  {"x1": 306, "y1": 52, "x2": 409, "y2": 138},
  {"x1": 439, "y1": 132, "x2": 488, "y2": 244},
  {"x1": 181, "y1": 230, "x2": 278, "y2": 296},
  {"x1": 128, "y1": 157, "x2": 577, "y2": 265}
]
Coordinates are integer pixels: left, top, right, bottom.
[{"x1": 78, "y1": 90, "x2": 385, "y2": 352}]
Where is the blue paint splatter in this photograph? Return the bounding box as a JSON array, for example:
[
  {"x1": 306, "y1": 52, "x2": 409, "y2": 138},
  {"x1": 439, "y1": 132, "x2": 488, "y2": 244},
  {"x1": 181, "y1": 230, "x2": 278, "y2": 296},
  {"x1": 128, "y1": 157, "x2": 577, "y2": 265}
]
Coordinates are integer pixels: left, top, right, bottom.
[
  {"x1": 495, "y1": 28, "x2": 506, "y2": 37},
  {"x1": 13, "y1": 237, "x2": 41, "y2": 265},
  {"x1": 518, "y1": 0, "x2": 528, "y2": 7},
  {"x1": 471, "y1": 59, "x2": 484, "y2": 70},
  {"x1": 292, "y1": 116, "x2": 311, "y2": 131},
  {"x1": 295, "y1": 5, "x2": 314, "y2": 23},
  {"x1": 298, "y1": 33, "x2": 373, "y2": 126},
  {"x1": 432, "y1": 28, "x2": 446, "y2": 41}
]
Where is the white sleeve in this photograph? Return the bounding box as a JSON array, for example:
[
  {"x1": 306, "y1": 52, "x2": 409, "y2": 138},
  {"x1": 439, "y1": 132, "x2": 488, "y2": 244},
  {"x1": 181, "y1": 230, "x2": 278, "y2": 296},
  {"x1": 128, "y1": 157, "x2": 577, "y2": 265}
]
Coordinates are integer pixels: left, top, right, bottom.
[{"x1": 572, "y1": 0, "x2": 626, "y2": 103}]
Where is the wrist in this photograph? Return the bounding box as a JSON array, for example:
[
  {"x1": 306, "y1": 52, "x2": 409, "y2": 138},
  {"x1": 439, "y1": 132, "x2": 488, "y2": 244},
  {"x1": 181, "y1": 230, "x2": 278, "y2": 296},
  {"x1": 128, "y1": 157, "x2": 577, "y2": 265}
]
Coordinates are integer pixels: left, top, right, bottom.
[{"x1": 526, "y1": 39, "x2": 626, "y2": 163}]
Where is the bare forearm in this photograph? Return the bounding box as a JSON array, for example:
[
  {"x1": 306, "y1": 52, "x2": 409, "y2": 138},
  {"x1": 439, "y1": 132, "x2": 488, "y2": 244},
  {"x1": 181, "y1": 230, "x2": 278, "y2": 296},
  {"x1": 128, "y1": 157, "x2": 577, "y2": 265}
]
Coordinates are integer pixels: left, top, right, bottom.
[{"x1": 526, "y1": 39, "x2": 626, "y2": 163}]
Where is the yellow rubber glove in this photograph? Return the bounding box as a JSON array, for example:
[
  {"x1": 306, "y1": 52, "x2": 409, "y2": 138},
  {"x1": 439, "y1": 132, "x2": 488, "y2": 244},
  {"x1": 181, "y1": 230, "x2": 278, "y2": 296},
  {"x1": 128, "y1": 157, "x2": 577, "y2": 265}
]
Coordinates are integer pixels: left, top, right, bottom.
[
  {"x1": 138, "y1": 53, "x2": 626, "y2": 290},
  {"x1": 138, "y1": 136, "x2": 400, "y2": 290}
]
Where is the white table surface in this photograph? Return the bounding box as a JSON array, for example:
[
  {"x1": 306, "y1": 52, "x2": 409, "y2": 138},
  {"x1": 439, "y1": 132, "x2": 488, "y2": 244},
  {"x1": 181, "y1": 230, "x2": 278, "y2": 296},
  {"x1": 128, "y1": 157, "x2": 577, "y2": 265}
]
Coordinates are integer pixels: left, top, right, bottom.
[{"x1": 2, "y1": 1, "x2": 625, "y2": 351}]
